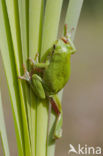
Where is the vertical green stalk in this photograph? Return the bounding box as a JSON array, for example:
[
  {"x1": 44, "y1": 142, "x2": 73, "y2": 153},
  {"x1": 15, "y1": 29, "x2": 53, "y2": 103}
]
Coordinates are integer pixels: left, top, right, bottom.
[
  {"x1": 0, "y1": 49, "x2": 23, "y2": 155},
  {"x1": 4, "y1": 0, "x2": 31, "y2": 155},
  {"x1": 40, "y1": 0, "x2": 63, "y2": 59},
  {"x1": 36, "y1": 99, "x2": 48, "y2": 156},
  {"x1": 0, "y1": 88, "x2": 10, "y2": 156},
  {"x1": 65, "y1": 0, "x2": 84, "y2": 40},
  {"x1": 29, "y1": 0, "x2": 44, "y2": 155},
  {"x1": 18, "y1": 0, "x2": 31, "y2": 143},
  {"x1": 40, "y1": 1, "x2": 63, "y2": 156},
  {"x1": 0, "y1": 0, "x2": 24, "y2": 155}
]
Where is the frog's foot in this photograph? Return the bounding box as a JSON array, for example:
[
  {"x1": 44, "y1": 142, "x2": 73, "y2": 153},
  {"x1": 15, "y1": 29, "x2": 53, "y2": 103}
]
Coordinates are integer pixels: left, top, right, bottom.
[
  {"x1": 28, "y1": 52, "x2": 39, "y2": 65},
  {"x1": 64, "y1": 24, "x2": 74, "y2": 38},
  {"x1": 54, "y1": 113, "x2": 63, "y2": 139},
  {"x1": 62, "y1": 24, "x2": 70, "y2": 43},
  {"x1": 64, "y1": 24, "x2": 68, "y2": 38},
  {"x1": 34, "y1": 52, "x2": 39, "y2": 62},
  {"x1": 18, "y1": 64, "x2": 31, "y2": 82},
  {"x1": 62, "y1": 24, "x2": 75, "y2": 42},
  {"x1": 28, "y1": 57, "x2": 36, "y2": 66}
]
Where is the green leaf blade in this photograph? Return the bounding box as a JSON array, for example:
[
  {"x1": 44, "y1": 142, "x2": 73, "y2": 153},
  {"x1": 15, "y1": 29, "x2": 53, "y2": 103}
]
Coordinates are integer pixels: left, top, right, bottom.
[
  {"x1": 0, "y1": 0, "x2": 24, "y2": 155},
  {"x1": 65, "y1": 0, "x2": 84, "y2": 40},
  {"x1": 41, "y1": 0, "x2": 63, "y2": 60},
  {"x1": 29, "y1": 0, "x2": 45, "y2": 155},
  {"x1": 0, "y1": 89, "x2": 10, "y2": 156},
  {"x1": 18, "y1": 0, "x2": 31, "y2": 150},
  {"x1": 4, "y1": 0, "x2": 31, "y2": 155},
  {"x1": 36, "y1": 100, "x2": 48, "y2": 156}
]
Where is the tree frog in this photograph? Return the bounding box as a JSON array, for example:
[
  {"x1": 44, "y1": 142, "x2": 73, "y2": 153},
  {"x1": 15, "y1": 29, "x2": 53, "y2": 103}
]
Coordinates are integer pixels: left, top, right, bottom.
[{"x1": 18, "y1": 24, "x2": 76, "y2": 139}]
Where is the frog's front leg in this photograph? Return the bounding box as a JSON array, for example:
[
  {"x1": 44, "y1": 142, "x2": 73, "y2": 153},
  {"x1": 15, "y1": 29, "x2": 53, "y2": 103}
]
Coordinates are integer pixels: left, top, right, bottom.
[
  {"x1": 28, "y1": 57, "x2": 49, "y2": 69},
  {"x1": 18, "y1": 64, "x2": 46, "y2": 99},
  {"x1": 49, "y1": 95, "x2": 63, "y2": 139},
  {"x1": 18, "y1": 64, "x2": 31, "y2": 82},
  {"x1": 62, "y1": 24, "x2": 76, "y2": 54}
]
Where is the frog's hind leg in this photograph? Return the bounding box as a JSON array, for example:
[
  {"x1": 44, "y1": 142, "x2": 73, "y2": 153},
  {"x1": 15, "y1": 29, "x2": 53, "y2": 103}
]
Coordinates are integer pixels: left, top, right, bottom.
[
  {"x1": 31, "y1": 74, "x2": 46, "y2": 99},
  {"x1": 49, "y1": 95, "x2": 63, "y2": 139}
]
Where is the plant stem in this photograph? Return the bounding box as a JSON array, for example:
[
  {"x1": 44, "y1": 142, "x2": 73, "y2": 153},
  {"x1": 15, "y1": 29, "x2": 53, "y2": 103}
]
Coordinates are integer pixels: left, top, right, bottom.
[
  {"x1": 0, "y1": 0, "x2": 24, "y2": 155},
  {"x1": 36, "y1": 99, "x2": 48, "y2": 156},
  {"x1": 0, "y1": 88, "x2": 10, "y2": 156},
  {"x1": 65, "y1": 0, "x2": 84, "y2": 41},
  {"x1": 29, "y1": 0, "x2": 44, "y2": 155},
  {"x1": 18, "y1": 0, "x2": 30, "y2": 135},
  {"x1": 41, "y1": 0, "x2": 63, "y2": 60},
  {"x1": 4, "y1": 0, "x2": 31, "y2": 155}
]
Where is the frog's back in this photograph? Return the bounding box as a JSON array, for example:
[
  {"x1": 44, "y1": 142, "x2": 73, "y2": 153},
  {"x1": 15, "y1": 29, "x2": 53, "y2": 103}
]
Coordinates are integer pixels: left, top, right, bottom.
[{"x1": 43, "y1": 52, "x2": 71, "y2": 95}]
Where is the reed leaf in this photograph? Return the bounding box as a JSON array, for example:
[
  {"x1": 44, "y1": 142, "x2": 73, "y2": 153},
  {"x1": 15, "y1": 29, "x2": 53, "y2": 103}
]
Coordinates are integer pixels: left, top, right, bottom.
[
  {"x1": 65, "y1": 0, "x2": 84, "y2": 40},
  {"x1": 29, "y1": 0, "x2": 48, "y2": 156},
  {"x1": 0, "y1": 0, "x2": 24, "y2": 155},
  {"x1": 4, "y1": 0, "x2": 31, "y2": 155},
  {"x1": 0, "y1": 88, "x2": 10, "y2": 156}
]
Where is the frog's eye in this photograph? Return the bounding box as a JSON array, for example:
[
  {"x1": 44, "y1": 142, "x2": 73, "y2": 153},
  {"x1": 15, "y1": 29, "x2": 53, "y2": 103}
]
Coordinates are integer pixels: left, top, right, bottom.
[
  {"x1": 51, "y1": 44, "x2": 56, "y2": 55},
  {"x1": 53, "y1": 44, "x2": 56, "y2": 49},
  {"x1": 53, "y1": 44, "x2": 57, "y2": 52}
]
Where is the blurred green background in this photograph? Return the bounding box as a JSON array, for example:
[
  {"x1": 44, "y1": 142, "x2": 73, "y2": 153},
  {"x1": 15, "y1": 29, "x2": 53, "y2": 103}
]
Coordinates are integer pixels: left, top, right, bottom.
[{"x1": 0, "y1": 0, "x2": 103, "y2": 155}]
